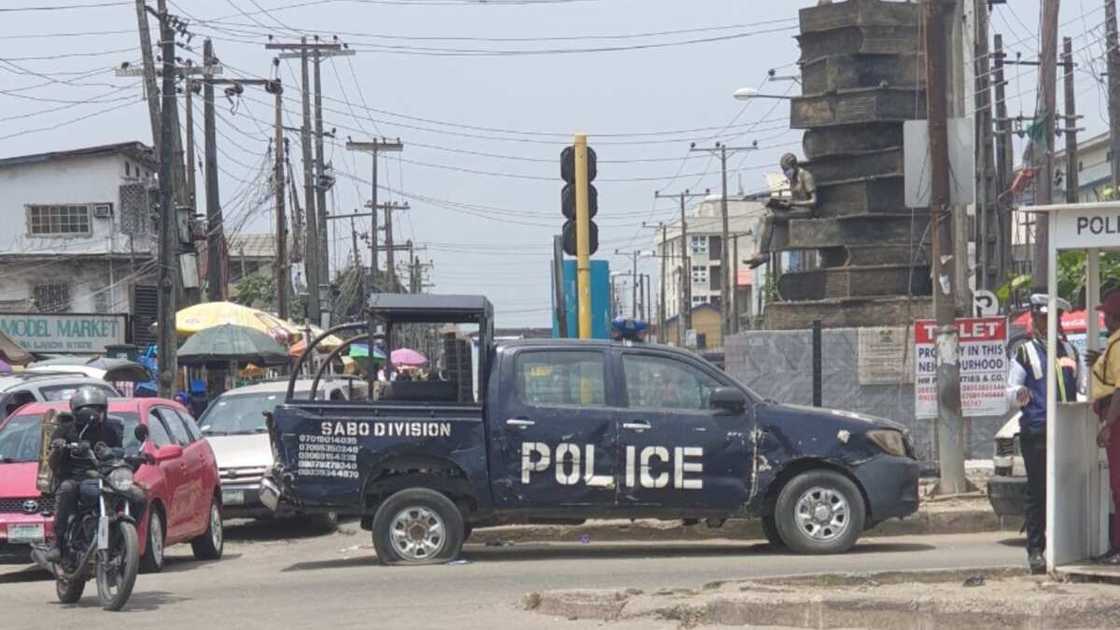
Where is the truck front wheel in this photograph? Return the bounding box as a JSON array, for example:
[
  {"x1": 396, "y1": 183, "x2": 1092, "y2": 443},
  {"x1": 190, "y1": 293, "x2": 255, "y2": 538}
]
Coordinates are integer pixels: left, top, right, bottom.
[
  {"x1": 774, "y1": 470, "x2": 866, "y2": 555},
  {"x1": 372, "y1": 488, "x2": 465, "y2": 566}
]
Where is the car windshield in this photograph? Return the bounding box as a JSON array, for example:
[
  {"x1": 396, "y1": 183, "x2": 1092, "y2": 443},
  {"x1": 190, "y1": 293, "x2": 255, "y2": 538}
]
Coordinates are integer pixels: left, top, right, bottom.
[
  {"x1": 200, "y1": 391, "x2": 304, "y2": 435},
  {"x1": 0, "y1": 412, "x2": 141, "y2": 463}
]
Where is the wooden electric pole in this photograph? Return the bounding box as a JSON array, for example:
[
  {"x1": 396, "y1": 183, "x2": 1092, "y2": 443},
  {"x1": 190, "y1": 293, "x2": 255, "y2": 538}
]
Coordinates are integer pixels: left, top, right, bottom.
[
  {"x1": 134, "y1": 0, "x2": 161, "y2": 158},
  {"x1": 925, "y1": 0, "x2": 968, "y2": 494},
  {"x1": 1062, "y1": 37, "x2": 1081, "y2": 203},
  {"x1": 271, "y1": 77, "x2": 288, "y2": 319},
  {"x1": 993, "y1": 34, "x2": 1013, "y2": 284},
  {"x1": 155, "y1": 5, "x2": 178, "y2": 399},
  {"x1": 345, "y1": 138, "x2": 403, "y2": 292},
  {"x1": 1107, "y1": 0, "x2": 1120, "y2": 188},
  {"x1": 655, "y1": 189, "x2": 707, "y2": 344},
  {"x1": 690, "y1": 144, "x2": 755, "y2": 338},
  {"x1": 1034, "y1": 0, "x2": 1061, "y2": 292},
  {"x1": 380, "y1": 201, "x2": 410, "y2": 291},
  {"x1": 202, "y1": 38, "x2": 223, "y2": 302}
]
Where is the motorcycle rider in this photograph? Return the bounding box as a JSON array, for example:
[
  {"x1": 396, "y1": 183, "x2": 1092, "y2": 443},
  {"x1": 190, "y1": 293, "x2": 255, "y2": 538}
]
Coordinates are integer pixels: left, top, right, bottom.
[{"x1": 45, "y1": 387, "x2": 123, "y2": 563}]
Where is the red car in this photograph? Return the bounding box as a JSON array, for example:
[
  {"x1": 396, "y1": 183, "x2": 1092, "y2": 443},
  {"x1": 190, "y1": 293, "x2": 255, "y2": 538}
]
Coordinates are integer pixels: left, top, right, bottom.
[{"x1": 0, "y1": 398, "x2": 223, "y2": 572}]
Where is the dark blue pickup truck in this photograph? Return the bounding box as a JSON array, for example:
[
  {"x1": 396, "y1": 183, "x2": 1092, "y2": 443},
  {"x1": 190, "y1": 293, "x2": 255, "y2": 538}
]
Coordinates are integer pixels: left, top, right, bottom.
[{"x1": 261, "y1": 295, "x2": 919, "y2": 565}]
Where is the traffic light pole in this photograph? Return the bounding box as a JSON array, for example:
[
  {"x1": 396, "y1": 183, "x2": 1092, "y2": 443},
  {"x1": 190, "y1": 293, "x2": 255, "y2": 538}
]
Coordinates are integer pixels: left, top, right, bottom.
[{"x1": 574, "y1": 133, "x2": 592, "y2": 340}]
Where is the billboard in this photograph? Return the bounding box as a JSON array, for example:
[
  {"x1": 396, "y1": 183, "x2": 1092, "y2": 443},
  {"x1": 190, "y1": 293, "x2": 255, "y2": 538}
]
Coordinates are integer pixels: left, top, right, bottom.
[{"x1": 552, "y1": 260, "x2": 610, "y2": 339}]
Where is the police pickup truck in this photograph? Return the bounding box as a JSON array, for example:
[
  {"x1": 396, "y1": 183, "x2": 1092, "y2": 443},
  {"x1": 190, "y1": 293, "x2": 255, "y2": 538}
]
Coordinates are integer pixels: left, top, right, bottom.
[{"x1": 261, "y1": 295, "x2": 919, "y2": 565}]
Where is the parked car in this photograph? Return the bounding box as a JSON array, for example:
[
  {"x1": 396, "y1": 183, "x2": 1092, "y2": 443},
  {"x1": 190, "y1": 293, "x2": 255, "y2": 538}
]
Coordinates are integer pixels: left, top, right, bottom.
[
  {"x1": 0, "y1": 398, "x2": 223, "y2": 571},
  {"x1": 0, "y1": 372, "x2": 120, "y2": 419},
  {"x1": 263, "y1": 294, "x2": 920, "y2": 565},
  {"x1": 199, "y1": 378, "x2": 366, "y2": 524}
]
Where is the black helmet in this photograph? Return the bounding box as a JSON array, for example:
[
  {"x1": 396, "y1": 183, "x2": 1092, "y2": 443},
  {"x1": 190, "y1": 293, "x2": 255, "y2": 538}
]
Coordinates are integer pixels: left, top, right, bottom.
[{"x1": 70, "y1": 386, "x2": 108, "y2": 422}]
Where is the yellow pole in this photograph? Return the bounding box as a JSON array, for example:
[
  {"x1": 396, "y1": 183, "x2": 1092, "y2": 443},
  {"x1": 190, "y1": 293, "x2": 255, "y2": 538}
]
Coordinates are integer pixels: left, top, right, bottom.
[{"x1": 575, "y1": 133, "x2": 592, "y2": 340}]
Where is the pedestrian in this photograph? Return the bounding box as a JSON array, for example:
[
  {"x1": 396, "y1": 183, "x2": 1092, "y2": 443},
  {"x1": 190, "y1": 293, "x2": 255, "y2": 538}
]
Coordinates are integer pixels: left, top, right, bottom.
[
  {"x1": 1089, "y1": 288, "x2": 1120, "y2": 564},
  {"x1": 1006, "y1": 293, "x2": 1081, "y2": 574}
]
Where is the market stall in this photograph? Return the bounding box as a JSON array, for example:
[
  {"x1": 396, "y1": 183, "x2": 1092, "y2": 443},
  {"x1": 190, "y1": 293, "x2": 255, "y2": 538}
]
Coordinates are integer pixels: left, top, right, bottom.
[{"x1": 1030, "y1": 202, "x2": 1113, "y2": 577}]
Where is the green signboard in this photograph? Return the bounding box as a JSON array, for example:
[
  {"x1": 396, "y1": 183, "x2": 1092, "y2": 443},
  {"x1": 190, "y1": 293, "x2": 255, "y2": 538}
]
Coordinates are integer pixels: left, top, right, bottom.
[{"x1": 0, "y1": 313, "x2": 128, "y2": 354}]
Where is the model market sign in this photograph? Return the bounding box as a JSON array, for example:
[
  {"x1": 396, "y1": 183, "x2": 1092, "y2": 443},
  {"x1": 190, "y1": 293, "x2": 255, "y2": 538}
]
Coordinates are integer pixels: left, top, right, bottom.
[{"x1": 0, "y1": 313, "x2": 127, "y2": 354}]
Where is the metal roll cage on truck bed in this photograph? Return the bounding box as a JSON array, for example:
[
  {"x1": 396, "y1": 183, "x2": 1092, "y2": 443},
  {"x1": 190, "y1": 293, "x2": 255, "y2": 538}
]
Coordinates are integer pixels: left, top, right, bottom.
[{"x1": 262, "y1": 293, "x2": 921, "y2": 566}]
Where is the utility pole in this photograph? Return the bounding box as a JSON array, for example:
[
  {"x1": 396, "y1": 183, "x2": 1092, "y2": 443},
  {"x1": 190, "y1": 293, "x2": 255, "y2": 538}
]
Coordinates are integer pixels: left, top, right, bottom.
[
  {"x1": 345, "y1": 138, "x2": 404, "y2": 291},
  {"x1": 975, "y1": 0, "x2": 997, "y2": 291},
  {"x1": 154, "y1": 5, "x2": 178, "y2": 399},
  {"x1": 349, "y1": 218, "x2": 364, "y2": 300},
  {"x1": 574, "y1": 133, "x2": 593, "y2": 340},
  {"x1": 655, "y1": 189, "x2": 707, "y2": 344},
  {"x1": 993, "y1": 33, "x2": 1013, "y2": 283},
  {"x1": 379, "y1": 201, "x2": 410, "y2": 291},
  {"x1": 202, "y1": 38, "x2": 223, "y2": 303},
  {"x1": 658, "y1": 224, "x2": 667, "y2": 341},
  {"x1": 312, "y1": 45, "x2": 328, "y2": 275},
  {"x1": 1062, "y1": 37, "x2": 1081, "y2": 203},
  {"x1": 690, "y1": 143, "x2": 755, "y2": 339},
  {"x1": 926, "y1": 0, "x2": 968, "y2": 494},
  {"x1": 1034, "y1": 0, "x2": 1061, "y2": 292},
  {"x1": 1107, "y1": 0, "x2": 1120, "y2": 188},
  {"x1": 613, "y1": 249, "x2": 642, "y2": 318},
  {"x1": 266, "y1": 39, "x2": 337, "y2": 323},
  {"x1": 184, "y1": 77, "x2": 198, "y2": 210},
  {"x1": 134, "y1": 0, "x2": 161, "y2": 159},
  {"x1": 271, "y1": 77, "x2": 288, "y2": 319},
  {"x1": 269, "y1": 39, "x2": 354, "y2": 301}
]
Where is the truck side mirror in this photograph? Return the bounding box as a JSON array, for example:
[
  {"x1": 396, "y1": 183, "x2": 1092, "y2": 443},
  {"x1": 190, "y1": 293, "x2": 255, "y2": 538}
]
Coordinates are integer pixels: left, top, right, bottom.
[
  {"x1": 134, "y1": 424, "x2": 150, "y2": 444},
  {"x1": 710, "y1": 387, "x2": 747, "y2": 414}
]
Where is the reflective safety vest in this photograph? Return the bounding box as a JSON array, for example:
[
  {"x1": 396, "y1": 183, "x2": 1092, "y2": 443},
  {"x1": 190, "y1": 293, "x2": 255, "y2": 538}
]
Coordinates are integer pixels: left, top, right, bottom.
[{"x1": 1017, "y1": 338, "x2": 1079, "y2": 433}]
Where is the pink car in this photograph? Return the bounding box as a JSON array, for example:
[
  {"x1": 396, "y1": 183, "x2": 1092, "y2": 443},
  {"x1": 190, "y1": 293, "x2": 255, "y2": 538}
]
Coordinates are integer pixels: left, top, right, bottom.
[{"x1": 0, "y1": 398, "x2": 224, "y2": 572}]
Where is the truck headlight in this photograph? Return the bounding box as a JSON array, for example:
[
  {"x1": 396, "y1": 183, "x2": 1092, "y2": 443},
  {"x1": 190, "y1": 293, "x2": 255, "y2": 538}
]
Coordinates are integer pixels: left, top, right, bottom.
[
  {"x1": 108, "y1": 468, "x2": 134, "y2": 492},
  {"x1": 867, "y1": 430, "x2": 907, "y2": 457}
]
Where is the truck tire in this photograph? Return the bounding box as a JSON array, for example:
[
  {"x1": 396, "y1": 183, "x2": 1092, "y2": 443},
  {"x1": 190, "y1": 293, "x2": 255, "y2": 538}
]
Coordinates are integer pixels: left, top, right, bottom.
[
  {"x1": 372, "y1": 488, "x2": 464, "y2": 566},
  {"x1": 774, "y1": 470, "x2": 866, "y2": 555},
  {"x1": 761, "y1": 514, "x2": 786, "y2": 549}
]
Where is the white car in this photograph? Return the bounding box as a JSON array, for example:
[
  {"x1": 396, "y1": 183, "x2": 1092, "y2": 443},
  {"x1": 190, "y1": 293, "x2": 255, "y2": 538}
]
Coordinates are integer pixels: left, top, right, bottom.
[{"x1": 199, "y1": 379, "x2": 366, "y2": 524}]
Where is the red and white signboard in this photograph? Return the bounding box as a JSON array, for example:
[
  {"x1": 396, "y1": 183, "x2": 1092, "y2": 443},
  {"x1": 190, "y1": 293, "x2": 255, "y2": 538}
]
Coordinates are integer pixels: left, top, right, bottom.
[{"x1": 915, "y1": 317, "x2": 1008, "y2": 419}]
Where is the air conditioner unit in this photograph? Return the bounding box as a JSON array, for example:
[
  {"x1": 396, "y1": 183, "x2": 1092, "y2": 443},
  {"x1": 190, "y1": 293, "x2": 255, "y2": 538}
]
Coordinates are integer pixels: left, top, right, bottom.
[{"x1": 93, "y1": 203, "x2": 113, "y2": 219}]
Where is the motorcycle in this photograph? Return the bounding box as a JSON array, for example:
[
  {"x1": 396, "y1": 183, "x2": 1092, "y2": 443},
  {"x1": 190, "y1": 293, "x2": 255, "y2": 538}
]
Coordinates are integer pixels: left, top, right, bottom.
[{"x1": 32, "y1": 424, "x2": 153, "y2": 611}]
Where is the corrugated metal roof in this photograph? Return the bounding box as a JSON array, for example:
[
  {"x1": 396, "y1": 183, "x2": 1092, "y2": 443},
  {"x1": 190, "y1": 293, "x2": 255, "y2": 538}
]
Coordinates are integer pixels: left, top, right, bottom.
[{"x1": 0, "y1": 141, "x2": 155, "y2": 170}]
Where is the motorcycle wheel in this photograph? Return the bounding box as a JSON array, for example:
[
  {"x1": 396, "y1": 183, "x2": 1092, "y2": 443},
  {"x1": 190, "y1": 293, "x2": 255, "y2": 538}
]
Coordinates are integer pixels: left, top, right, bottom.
[
  {"x1": 96, "y1": 521, "x2": 140, "y2": 612},
  {"x1": 56, "y1": 574, "x2": 85, "y2": 604}
]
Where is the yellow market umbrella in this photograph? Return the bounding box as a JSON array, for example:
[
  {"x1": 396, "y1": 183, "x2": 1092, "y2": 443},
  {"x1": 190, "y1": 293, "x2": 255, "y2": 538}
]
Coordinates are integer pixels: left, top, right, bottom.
[{"x1": 177, "y1": 302, "x2": 299, "y2": 343}]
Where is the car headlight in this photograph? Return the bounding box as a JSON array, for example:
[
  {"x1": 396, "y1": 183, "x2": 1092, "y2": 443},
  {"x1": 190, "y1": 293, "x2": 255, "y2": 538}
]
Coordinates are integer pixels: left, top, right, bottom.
[
  {"x1": 867, "y1": 430, "x2": 907, "y2": 457},
  {"x1": 108, "y1": 468, "x2": 134, "y2": 492}
]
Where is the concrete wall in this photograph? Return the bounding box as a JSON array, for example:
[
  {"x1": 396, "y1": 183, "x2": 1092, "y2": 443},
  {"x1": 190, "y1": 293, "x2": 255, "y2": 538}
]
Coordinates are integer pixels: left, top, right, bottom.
[
  {"x1": 0, "y1": 152, "x2": 155, "y2": 256},
  {"x1": 725, "y1": 328, "x2": 1007, "y2": 462}
]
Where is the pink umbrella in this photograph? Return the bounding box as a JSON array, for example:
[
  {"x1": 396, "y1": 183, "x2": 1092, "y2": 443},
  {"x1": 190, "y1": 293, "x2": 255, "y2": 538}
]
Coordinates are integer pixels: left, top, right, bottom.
[{"x1": 391, "y1": 348, "x2": 428, "y2": 367}]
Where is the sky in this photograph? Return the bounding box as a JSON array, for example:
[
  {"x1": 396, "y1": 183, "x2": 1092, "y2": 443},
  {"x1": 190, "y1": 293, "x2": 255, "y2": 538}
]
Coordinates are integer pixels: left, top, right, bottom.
[{"x1": 0, "y1": 0, "x2": 1114, "y2": 327}]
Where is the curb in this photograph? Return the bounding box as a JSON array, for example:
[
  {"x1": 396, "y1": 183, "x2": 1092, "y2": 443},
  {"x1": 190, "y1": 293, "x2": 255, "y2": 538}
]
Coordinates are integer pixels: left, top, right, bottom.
[
  {"x1": 523, "y1": 568, "x2": 1120, "y2": 629},
  {"x1": 473, "y1": 508, "x2": 1022, "y2": 546}
]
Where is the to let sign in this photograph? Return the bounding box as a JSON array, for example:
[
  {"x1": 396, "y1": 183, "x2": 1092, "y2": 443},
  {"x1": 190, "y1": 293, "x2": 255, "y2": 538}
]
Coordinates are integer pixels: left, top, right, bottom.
[
  {"x1": 0, "y1": 313, "x2": 127, "y2": 354},
  {"x1": 914, "y1": 317, "x2": 1008, "y2": 419}
]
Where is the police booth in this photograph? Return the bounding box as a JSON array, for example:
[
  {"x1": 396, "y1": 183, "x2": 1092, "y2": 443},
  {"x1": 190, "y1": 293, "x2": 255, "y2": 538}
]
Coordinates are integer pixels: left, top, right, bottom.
[{"x1": 1030, "y1": 202, "x2": 1112, "y2": 577}]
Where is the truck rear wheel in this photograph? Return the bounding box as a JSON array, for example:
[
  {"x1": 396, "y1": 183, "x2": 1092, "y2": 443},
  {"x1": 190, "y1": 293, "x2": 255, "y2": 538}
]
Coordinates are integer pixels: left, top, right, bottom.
[
  {"x1": 774, "y1": 470, "x2": 865, "y2": 555},
  {"x1": 372, "y1": 488, "x2": 464, "y2": 566}
]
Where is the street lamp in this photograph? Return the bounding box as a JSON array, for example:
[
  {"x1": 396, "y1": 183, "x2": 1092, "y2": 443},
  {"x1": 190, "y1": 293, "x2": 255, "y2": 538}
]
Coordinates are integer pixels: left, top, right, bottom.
[{"x1": 733, "y1": 87, "x2": 792, "y2": 101}]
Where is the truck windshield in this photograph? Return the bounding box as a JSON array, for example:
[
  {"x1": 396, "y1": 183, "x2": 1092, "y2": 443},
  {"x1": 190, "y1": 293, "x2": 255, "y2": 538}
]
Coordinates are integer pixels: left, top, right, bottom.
[{"x1": 200, "y1": 392, "x2": 305, "y2": 436}]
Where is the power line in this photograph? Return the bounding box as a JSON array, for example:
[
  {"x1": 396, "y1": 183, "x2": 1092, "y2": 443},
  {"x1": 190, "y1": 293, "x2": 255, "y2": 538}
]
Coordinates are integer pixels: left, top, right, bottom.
[{"x1": 0, "y1": 2, "x2": 129, "y2": 12}]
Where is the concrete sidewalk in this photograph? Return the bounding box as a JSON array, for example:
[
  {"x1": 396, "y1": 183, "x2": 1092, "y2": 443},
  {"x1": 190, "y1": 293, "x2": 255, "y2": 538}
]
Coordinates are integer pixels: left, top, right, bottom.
[
  {"x1": 525, "y1": 568, "x2": 1120, "y2": 629},
  {"x1": 474, "y1": 496, "x2": 1019, "y2": 545}
]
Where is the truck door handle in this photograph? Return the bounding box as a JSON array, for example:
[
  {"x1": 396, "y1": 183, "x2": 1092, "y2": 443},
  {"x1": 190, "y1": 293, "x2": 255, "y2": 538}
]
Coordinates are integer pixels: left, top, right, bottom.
[
  {"x1": 506, "y1": 418, "x2": 535, "y2": 429},
  {"x1": 622, "y1": 421, "x2": 651, "y2": 431}
]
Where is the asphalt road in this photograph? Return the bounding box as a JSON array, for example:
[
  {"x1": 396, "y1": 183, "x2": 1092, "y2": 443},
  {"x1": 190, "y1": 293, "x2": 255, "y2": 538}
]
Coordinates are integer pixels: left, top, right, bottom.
[{"x1": 0, "y1": 522, "x2": 1026, "y2": 630}]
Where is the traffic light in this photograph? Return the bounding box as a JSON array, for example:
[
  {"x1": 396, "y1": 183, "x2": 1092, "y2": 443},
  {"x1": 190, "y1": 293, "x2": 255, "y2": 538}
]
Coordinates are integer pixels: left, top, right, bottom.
[{"x1": 561, "y1": 144, "x2": 598, "y2": 256}]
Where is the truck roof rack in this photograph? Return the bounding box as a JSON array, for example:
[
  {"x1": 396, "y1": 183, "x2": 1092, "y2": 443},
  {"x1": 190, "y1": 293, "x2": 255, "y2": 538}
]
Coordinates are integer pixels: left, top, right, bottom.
[{"x1": 366, "y1": 293, "x2": 493, "y2": 324}]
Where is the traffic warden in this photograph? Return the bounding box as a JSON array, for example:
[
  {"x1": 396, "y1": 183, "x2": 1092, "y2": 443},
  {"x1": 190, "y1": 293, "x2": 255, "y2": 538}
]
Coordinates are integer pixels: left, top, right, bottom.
[{"x1": 1006, "y1": 294, "x2": 1081, "y2": 574}]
